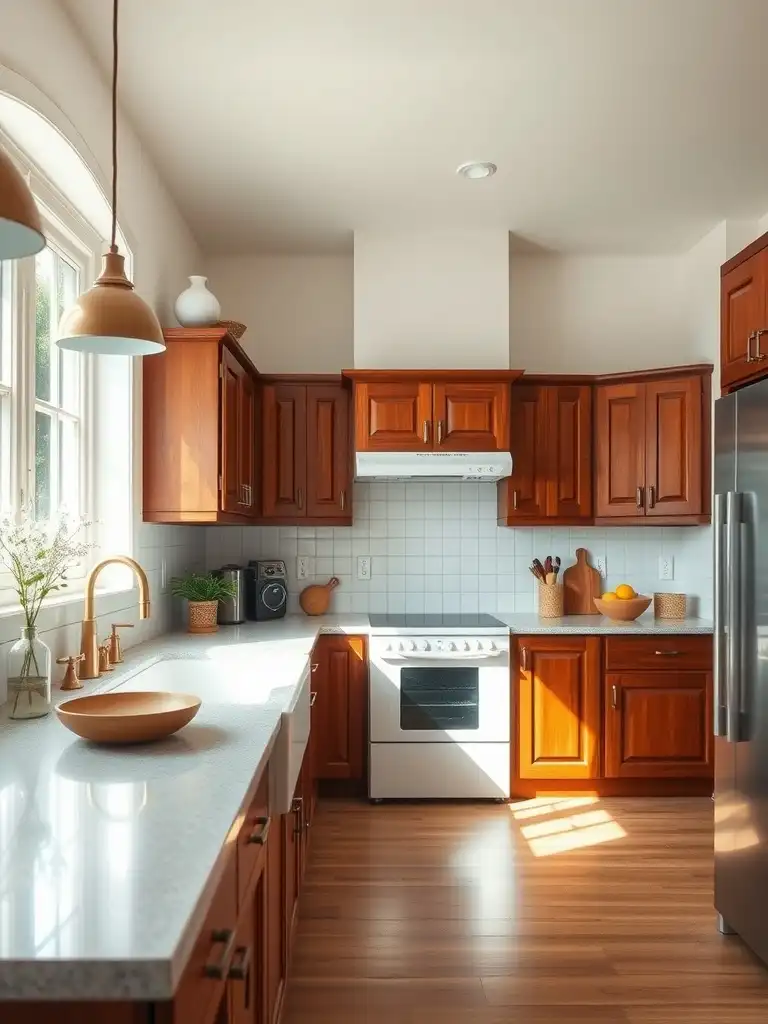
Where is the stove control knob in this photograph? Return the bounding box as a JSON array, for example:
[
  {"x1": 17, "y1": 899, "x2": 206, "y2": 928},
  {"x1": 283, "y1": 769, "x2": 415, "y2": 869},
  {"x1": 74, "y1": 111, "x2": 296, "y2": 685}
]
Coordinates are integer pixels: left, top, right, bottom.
[
  {"x1": 398, "y1": 642, "x2": 405, "y2": 653},
  {"x1": 448, "y1": 641, "x2": 457, "y2": 652},
  {"x1": 463, "y1": 640, "x2": 471, "y2": 651},
  {"x1": 420, "y1": 640, "x2": 430, "y2": 652},
  {"x1": 409, "y1": 640, "x2": 417, "y2": 652},
  {"x1": 489, "y1": 641, "x2": 497, "y2": 652},
  {"x1": 476, "y1": 641, "x2": 483, "y2": 652}
]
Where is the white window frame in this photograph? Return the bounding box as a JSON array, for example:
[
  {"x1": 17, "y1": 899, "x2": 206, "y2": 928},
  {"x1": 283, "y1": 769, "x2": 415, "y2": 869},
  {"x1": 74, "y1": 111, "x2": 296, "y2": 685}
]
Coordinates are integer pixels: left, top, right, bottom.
[{"x1": 0, "y1": 127, "x2": 106, "y2": 602}]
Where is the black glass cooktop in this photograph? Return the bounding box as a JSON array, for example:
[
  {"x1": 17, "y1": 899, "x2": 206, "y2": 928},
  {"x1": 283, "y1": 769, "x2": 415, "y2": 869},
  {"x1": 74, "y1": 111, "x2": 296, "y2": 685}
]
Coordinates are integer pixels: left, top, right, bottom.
[{"x1": 368, "y1": 614, "x2": 506, "y2": 630}]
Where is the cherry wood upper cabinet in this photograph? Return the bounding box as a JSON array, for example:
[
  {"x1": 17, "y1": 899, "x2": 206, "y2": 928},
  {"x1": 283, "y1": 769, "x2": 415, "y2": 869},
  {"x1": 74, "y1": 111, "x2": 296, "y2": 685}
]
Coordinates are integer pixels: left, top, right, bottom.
[
  {"x1": 262, "y1": 384, "x2": 307, "y2": 519},
  {"x1": 312, "y1": 634, "x2": 367, "y2": 781},
  {"x1": 516, "y1": 636, "x2": 601, "y2": 780},
  {"x1": 353, "y1": 380, "x2": 433, "y2": 451},
  {"x1": 261, "y1": 377, "x2": 352, "y2": 525},
  {"x1": 594, "y1": 382, "x2": 646, "y2": 519},
  {"x1": 345, "y1": 370, "x2": 521, "y2": 453},
  {"x1": 645, "y1": 376, "x2": 702, "y2": 517},
  {"x1": 143, "y1": 328, "x2": 259, "y2": 524},
  {"x1": 721, "y1": 247, "x2": 767, "y2": 392},
  {"x1": 605, "y1": 671, "x2": 712, "y2": 778},
  {"x1": 432, "y1": 381, "x2": 510, "y2": 451},
  {"x1": 499, "y1": 383, "x2": 591, "y2": 525}
]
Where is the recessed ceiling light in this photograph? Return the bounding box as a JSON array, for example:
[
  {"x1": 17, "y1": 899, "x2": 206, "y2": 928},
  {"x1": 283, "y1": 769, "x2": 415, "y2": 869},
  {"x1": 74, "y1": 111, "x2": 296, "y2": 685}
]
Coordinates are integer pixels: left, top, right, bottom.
[{"x1": 456, "y1": 161, "x2": 497, "y2": 180}]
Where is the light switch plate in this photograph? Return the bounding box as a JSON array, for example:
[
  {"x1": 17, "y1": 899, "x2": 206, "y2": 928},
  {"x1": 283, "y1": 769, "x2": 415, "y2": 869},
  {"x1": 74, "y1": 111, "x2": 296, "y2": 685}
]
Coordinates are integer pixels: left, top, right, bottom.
[
  {"x1": 658, "y1": 555, "x2": 674, "y2": 580},
  {"x1": 357, "y1": 556, "x2": 371, "y2": 580},
  {"x1": 297, "y1": 556, "x2": 311, "y2": 580},
  {"x1": 594, "y1": 556, "x2": 607, "y2": 578}
]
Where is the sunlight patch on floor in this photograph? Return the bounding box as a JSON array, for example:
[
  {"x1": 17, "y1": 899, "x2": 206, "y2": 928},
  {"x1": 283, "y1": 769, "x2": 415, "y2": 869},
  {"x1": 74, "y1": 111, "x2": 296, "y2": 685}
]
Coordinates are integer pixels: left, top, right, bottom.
[
  {"x1": 509, "y1": 795, "x2": 600, "y2": 820},
  {"x1": 508, "y1": 797, "x2": 627, "y2": 856}
]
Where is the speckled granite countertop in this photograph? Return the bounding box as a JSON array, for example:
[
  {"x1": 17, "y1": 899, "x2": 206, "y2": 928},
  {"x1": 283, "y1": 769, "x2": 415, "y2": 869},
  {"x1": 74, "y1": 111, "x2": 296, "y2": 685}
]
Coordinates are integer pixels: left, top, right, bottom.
[
  {"x1": 496, "y1": 613, "x2": 713, "y2": 635},
  {"x1": 0, "y1": 615, "x2": 366, "y2": 1002}
]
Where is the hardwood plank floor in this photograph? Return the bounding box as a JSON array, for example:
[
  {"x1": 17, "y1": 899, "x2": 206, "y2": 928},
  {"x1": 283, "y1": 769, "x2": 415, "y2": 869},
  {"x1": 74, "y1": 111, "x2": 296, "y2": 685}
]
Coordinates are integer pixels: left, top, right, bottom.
[{"x1": 283, "y1": 798, "x2": 768, "y2": 1023}]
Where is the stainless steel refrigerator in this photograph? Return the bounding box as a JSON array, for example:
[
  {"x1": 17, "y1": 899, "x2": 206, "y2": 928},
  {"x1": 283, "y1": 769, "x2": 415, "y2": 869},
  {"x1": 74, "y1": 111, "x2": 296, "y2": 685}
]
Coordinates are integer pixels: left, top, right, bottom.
[{"x1": 714, "y1": 376, "x2": 768, "y2": 959}]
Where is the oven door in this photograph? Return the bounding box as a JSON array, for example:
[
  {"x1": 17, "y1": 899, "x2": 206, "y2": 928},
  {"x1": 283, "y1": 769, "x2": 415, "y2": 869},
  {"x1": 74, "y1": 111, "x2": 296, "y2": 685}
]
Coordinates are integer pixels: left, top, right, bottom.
[{"x1": 369, "y1": 652, "x2": 510, "y2": 743}]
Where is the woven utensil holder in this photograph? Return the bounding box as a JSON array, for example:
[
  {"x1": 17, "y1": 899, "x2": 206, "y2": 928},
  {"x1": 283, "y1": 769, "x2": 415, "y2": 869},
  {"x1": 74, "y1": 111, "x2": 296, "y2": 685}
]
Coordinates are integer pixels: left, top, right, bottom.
[
  {"x1": 653, "y1": 592, "x2": 687, "y2": 619},
  {"x1": 538, "y1": 583, "x2": 565, "y2": 618}
]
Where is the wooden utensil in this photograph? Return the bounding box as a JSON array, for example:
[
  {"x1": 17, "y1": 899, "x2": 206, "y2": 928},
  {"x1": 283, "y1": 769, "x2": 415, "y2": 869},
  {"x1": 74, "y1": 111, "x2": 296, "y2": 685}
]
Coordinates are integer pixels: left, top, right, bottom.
[
  {"x1": 299, "y1": 577, "x2": 340, "y2": 616},
  {"x1": 562, "y1": 548, "x2": 602, "y2": 615},
  {"x1": 56, "y1": 691, "x2": 201, "y2": 744}
]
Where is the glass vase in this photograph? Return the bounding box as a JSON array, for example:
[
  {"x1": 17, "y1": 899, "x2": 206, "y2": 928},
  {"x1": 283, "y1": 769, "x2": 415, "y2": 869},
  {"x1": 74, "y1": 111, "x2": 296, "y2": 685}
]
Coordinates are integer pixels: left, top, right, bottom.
[{"x1": 7, "y1": 625, "x2": 52, "y2": 720}]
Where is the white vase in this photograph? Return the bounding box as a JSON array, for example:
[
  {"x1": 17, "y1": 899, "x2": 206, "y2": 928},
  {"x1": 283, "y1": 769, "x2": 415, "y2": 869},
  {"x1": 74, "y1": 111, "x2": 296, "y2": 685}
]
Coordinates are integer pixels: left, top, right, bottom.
[{"x1": 174, "y1": 276, "x2": 221, "y2": 327}]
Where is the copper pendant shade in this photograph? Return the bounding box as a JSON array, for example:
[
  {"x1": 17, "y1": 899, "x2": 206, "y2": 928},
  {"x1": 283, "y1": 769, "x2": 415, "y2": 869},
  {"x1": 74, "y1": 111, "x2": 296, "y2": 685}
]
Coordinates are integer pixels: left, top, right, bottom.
[
  {"x1": 56, "y1": 0, "x2": 164, "y2": 357},
  {"x1": 0, "y1": 146, "x2": 45, "y2": 260}
]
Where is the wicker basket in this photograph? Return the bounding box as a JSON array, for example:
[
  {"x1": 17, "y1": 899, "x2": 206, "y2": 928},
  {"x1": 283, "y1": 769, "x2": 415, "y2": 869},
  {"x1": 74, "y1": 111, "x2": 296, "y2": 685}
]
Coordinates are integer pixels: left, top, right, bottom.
[
  {"x1": 653, "y1": 592, "x2": 687, "y2": 619},
  {"x1": 217, "y1": 319, "x2": 247, "y2": 340},
  {"x1": 187, "y1": 600, "x2": 219, "y2": 634},
  {"x1": 538, "y1": 583, "x2": 565, "y2": 619}
]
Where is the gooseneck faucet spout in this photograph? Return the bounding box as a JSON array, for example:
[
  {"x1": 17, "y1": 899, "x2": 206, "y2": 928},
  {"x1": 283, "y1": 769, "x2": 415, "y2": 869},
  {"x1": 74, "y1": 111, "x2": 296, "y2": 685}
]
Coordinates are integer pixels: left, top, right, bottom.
[{"x1": 80, "y1": 556, "x2": 150, "y2": 679}]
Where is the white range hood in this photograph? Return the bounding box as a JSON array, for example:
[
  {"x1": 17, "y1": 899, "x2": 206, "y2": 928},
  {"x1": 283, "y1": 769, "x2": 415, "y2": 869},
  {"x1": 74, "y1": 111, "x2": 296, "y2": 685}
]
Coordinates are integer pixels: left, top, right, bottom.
[{"x1": 355, "y1": 451, "x2": 513, "y2": 482}]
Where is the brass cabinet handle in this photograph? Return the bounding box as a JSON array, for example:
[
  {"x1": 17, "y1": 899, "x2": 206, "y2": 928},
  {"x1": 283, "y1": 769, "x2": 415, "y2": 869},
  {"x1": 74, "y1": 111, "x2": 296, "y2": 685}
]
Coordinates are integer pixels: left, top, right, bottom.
[
  {"x1": 245, "y1": 484, "x2": 252, "y2": 507},
  {"x1": 755, "y1": 329, "x2": 768, "y2": 361},
  {"x1": 520, "y1": 645, "x2": 529, "y2": 672},
  {"x1": 422, "y1": 420, "x2": 430, "y2": 444},
  {"x1": 654, "y1": 649, "x2": 681, "y2": 656},
  {"x1": 204, "y1": 928, "x2": 237, "y2": 979},
  {"x1": 611, "y1": 684, "x2": 618, "y2": 710},
  {"x1": 311, "y1": 662, "x2": 319, "y2": 673},
  {"x1": 636, "y1": 486, "x2": 643, "y2": 509},
  {"x1": 297, "y1": 487, "x2": 303, "y2": 510},
  {"x1": 647, "y1": 485, "x2": 655, "y2": 510},
  {"x1": 747, "y1": 331, "x2": 757, "y2": 362},
  {"x1": 310, "y1": 691, "x2": 317, "y2": 707},
  {"x1": 247, "y1": 815, "x2": 271, "y2": 845},
  {"x1": 436, "y1": 420, "x2": 443, "y2": 444},
  {"x1": 512, "y1": 489, "x2": 519, "y2": 511},
  {"x1": 229, "y1": 944, "x2": 252, "y2": 1009},
  {"x1": 292, "y1": 796, "x2": 304, "y2": 836},
  {"x1": 340, "y1": 489, "x2": 346, "y2": 511}
]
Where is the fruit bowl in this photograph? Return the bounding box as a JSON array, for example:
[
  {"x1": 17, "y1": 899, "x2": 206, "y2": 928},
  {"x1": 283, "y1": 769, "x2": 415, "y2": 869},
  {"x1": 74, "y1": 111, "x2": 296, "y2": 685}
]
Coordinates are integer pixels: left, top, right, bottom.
[{"x1": 593, "y1": 595, "x2": 652, "y2": 622}]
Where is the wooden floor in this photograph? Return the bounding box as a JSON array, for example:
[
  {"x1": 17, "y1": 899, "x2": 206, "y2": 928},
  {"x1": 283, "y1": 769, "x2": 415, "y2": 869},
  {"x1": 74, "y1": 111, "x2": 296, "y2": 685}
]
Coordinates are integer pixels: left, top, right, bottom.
[{"x1": 282, "y1": 797, "x2": 768, "y2": 1023}]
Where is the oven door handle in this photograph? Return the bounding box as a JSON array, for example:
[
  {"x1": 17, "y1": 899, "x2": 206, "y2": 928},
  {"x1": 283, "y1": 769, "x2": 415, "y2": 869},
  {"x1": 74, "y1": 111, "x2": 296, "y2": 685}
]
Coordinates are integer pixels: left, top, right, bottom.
[{"x1": 377, "y1": 651, "x2": 505, "y2": 661}]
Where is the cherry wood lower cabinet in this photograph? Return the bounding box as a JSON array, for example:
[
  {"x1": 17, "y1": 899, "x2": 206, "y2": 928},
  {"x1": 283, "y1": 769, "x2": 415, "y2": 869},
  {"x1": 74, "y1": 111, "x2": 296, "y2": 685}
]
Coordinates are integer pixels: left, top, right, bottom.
[
  {"x1": 514, "y1": 634, "x2": 714, "y2": 795},
  {"x1": 311, "y1": 634, "x2": 368, "y2": 781},
  {"x1": 517, "y1": 636, "x2": 602, "y2": 780}
]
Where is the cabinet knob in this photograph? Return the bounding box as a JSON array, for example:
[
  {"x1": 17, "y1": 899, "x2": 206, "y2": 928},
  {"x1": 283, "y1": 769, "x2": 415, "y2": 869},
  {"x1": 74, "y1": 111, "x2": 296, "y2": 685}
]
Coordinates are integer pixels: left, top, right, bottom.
[
  {"x1": 747, "y1": 331, "x2": 757, "y2": 363},
  {"x1": 755, "y1": 329, "x2": 768, "y2": 362}
]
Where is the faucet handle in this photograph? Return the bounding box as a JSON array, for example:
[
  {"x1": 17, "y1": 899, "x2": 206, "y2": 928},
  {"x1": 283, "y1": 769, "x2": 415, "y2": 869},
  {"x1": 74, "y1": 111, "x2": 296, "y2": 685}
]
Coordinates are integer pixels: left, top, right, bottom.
[
  {"x1": 98, "y1": 643, "x2": 114, "y2": 673},
  {"x1": 109, "y1": 623, "x2": 133, "y2": 664},
  {"x1": 57, "y1": 654, "x2": 85, "y2": 691}
]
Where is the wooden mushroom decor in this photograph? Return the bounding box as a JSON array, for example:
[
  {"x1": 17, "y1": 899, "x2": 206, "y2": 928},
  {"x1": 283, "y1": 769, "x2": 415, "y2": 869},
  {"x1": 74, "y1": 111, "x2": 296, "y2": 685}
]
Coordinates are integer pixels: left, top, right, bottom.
[{"x1": 299, "y1": 577, "x2": 340, "y2": 616}]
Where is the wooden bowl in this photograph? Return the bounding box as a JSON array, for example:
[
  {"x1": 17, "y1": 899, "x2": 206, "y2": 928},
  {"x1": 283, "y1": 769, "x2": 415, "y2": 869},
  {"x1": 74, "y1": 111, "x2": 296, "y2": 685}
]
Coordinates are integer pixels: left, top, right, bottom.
[
  {"x1": 593, "y1": 595, "x2": 652, "y2": 622},
  {"x1": 57, "y1": 691, "x2": 201, "y2": 744}
]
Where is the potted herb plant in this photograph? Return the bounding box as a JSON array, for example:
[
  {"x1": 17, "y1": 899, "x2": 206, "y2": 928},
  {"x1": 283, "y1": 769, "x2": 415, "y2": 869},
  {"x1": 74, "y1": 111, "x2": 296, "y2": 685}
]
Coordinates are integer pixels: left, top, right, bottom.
[
  {"x1": 0, "y1": 508, "x2": 93, "y2": 720},
  {"x1": 171, "y1": 572, "x2": 238, "y2": 634}
]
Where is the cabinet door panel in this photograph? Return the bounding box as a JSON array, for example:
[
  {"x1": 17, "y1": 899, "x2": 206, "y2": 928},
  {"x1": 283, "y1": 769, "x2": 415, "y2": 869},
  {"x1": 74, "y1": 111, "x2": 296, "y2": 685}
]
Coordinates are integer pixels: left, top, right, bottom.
[
  {"x1": 594, "y1": 382, "x2": 646, "y2": 518},
  {"x1": 306, "y1": 384, "x2": 351, "y2": 519},
  {"x1": 502, "y1": 385, "x2": 547, "y2": 520},
  {"x1": 265, "y1": 807, "x2": 285, "y2": 1024},
  {"x1": 313, "y1": 635, "x2": 367, "y2": 780},
  {"x1": 433, "y1": 382, "x2": 509, "y2": 451},
  {"x1": 262, "y1": 385, "x2": 307, "y2": 518},
  {"x1": 721, "y1": 255, "x2": 765, "y2": 390},
  {"x1": 605, "y1": 672, "x2": 712, "y2": 778},
  {"x1": 239, "y1": 372, "x2": 257, "y2": 519},
  {"x1": 645, "y1": 376, "x2": 702, "y2": 517},
  {"x1": 517, "y1": 636, "x2": 601, "y2": 779},
  {"x1": 221, "y1": 349, "x2": 243, "y2": 515},
  {"x1": 548, "y1": 384, "x2": 592, "y2": 520},
  {"x1": 354, "y1": 382, "x2": 432, "y2": 450}
]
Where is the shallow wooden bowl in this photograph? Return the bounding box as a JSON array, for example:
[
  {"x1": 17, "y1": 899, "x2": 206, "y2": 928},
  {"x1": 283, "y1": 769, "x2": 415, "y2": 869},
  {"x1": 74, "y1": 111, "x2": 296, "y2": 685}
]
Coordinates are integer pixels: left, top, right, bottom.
[
  {"x1": 593, "y1": 595, "x2": 652, "y2": 621},
  {"x1": 57, "y1": 691, "x2": 201, "y2": 744}
]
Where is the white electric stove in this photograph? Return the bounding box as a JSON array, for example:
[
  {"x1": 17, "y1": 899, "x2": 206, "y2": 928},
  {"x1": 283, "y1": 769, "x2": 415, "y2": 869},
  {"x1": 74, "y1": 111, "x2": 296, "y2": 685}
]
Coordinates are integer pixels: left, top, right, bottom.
[{"x1": 367, "y1": 614, "x2": 511, "y2": 800}]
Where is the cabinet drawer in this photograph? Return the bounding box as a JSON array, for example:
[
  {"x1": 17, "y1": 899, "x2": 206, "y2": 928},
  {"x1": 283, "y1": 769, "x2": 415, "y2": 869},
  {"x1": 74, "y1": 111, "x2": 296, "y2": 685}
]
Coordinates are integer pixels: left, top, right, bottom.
[
  {"x1": 172, "y1": 851, "x2": 237, "y2": 1024},
  {"x1": 604, "y1": 635, "x2": 712, "y2": 672},
  {"x1": 237, "y1": 765, "x2": 271, "y2": 908}
]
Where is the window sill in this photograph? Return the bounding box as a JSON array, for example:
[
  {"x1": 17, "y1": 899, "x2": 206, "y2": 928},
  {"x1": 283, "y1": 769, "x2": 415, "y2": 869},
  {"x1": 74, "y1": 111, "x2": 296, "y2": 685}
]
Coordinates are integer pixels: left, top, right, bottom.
[{"x1": 0, "y1": 583, "x2": 136, "y2": 621}]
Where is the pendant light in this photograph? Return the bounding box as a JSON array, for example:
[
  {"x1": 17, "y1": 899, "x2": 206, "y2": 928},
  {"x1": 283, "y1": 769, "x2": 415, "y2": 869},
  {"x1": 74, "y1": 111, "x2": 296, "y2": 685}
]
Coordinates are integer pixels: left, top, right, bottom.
[
  {"x1": 57, "y1": 0, "x2": 164, "y2": 355},
  {"x1": 0, "y1": 147, "x2": 45, "y2": 260}
]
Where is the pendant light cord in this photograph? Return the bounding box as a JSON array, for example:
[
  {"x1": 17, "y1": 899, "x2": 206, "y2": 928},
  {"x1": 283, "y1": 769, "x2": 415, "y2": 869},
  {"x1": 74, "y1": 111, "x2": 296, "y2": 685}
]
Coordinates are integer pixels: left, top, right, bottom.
[{"x1": 110, "y1": 0, "x2": 119, "y2": 253}]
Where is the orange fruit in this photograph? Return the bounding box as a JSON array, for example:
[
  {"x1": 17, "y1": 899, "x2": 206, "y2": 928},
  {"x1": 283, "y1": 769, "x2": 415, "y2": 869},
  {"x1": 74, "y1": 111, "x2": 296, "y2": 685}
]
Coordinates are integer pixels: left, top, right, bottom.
[
  {"x1": 601, "y1": 592, "x2": 618, "y2": 602},
  {"x1": 615, "y1": 584, "x2": 636, "y2": 600}
]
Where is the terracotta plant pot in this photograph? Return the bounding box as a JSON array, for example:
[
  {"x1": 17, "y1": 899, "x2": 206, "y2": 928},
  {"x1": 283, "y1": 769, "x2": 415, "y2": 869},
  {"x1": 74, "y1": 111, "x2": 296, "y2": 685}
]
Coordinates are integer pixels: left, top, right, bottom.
[{"x1": 187, "y1": 600, "x2": 219, "y2": 634}]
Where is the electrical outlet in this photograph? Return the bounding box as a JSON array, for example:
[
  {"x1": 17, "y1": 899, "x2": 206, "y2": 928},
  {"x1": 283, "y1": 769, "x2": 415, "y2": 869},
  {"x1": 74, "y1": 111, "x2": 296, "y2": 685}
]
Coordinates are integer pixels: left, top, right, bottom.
[
  {"x1": 357, "y1": 556, "x2": 371, "y2": 580},
  {"x1": 594, "y1": 556, "x2": 607, "y2": 578},
  {"x1": 297, "y1": 556, "x2": 311, "y2": 580},
  {"x1": 658, "y1": 555, "x2": 674, "y2": 581}
]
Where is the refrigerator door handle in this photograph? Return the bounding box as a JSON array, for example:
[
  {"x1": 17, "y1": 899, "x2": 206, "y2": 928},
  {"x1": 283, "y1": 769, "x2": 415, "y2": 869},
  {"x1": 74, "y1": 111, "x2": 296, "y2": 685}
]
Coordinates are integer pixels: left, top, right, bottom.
[
  {"x1": 726, "y1": 491, "x2": 743, "y2": 744},
  {"x1": 713, "y1": 492, "x2": 727, "y2": 738}
]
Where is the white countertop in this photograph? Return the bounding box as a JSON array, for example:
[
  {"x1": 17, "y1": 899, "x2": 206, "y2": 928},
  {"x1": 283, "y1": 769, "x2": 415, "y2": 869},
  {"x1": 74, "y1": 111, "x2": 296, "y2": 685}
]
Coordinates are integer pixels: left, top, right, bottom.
[{"x1": 0, "y1": 609, "x2": 710, "y2": 1001}]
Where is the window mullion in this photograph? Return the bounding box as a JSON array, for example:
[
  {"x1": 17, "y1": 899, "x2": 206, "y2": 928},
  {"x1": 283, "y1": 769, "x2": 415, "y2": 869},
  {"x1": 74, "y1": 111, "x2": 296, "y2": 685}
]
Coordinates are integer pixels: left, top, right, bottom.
[{"x1": 15, "y1": 257, "x2": 35, "y2": 511}]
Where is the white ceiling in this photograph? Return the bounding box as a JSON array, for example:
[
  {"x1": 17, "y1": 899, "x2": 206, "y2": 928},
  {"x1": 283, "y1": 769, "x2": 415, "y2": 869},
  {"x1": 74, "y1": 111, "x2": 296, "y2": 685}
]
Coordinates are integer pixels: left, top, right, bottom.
[{"x1": 61, "y1": 0, "x2": 768, "y2": 255}]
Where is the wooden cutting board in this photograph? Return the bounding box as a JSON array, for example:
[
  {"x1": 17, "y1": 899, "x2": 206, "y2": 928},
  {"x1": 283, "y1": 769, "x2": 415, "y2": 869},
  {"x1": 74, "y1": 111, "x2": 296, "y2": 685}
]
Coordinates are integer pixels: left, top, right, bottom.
[
  {"x1": 562, "y1": 548, "x2": 602, "y2": 615},
  {"x1": 299, "y1": 577, "x2": 340, "y2": 616}
]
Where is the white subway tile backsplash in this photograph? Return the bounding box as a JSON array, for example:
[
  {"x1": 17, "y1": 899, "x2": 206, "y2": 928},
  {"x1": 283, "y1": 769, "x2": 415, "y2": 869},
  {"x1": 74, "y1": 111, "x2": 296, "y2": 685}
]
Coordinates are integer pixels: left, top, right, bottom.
[{"x1": 203, "y1": 482, "x2": 713, "y2": 618}]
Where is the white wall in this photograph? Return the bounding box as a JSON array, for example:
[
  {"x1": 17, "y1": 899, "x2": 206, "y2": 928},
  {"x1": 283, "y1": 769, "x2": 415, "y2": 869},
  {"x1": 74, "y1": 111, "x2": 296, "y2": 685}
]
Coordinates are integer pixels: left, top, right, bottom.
[
  {"x1": 207, "y1": 254, "x2": 354, "y2": 373},
  {"x1": 354, "y1": 230, "x2": 510, "y2": 368},
  {"x1": 0, "y1": 1, "x2": 206, "y2": 698}
]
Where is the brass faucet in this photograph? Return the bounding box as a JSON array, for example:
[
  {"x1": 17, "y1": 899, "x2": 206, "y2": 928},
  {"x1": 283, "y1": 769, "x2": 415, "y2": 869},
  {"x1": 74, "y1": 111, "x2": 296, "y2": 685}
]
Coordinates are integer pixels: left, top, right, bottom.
[{"x1": 80, "y1": 556, "x2": 150, "y2": 679}]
